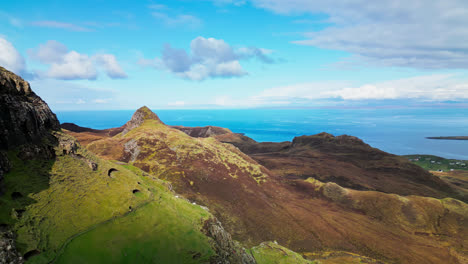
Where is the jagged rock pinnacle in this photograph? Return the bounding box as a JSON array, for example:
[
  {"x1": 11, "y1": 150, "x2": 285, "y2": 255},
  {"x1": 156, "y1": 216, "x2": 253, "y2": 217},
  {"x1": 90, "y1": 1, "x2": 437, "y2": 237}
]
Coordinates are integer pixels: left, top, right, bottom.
[{"x1": 121, "y1": 106, "x2": 163, "y2": 135}]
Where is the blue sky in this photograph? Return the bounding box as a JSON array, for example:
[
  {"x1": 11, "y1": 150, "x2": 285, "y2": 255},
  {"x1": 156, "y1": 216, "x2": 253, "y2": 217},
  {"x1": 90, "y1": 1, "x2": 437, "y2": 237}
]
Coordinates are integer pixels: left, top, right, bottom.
[{"x1": 1, "y1": 0, "x2": 468, "y2": 110}]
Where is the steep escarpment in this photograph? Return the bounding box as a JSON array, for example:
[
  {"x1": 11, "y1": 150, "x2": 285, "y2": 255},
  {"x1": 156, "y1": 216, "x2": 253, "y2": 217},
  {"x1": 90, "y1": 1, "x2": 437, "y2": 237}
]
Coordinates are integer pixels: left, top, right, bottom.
[{"x1": 70, "y1": 107, "x2": 468, "y2": 264}]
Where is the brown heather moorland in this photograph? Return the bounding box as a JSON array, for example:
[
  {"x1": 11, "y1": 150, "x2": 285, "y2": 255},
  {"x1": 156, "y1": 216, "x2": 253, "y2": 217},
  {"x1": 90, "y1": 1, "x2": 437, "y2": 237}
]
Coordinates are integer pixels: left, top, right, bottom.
[{"x1": 65, "y1": 107, "x2": 468, "y2": 264}]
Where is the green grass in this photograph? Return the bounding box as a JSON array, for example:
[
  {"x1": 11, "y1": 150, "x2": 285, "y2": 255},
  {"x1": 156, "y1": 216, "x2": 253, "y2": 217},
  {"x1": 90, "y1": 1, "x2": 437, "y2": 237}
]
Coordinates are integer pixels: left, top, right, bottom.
[
  {"x1": 0, "y1": 152, "x2": 52, "y2": 226},
  {"x1": 404, "y1": 155, "x2": 468, "y2": 171},
  {"x1": 0, "y1": 132, "x2": 218, "y2": 263},
  {"x1": 251, "y1": 242, "x2": 316, "y2": 264},
  {"x1": 55, "y1": 198, "x2": 214, "y2": 263}
]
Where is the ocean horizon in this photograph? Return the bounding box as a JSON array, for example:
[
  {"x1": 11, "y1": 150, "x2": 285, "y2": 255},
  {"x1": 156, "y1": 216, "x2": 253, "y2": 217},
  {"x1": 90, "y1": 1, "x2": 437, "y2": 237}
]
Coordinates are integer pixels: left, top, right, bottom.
[{"x1": 56, "y1": 108, "x2": 468, "y2": 160}]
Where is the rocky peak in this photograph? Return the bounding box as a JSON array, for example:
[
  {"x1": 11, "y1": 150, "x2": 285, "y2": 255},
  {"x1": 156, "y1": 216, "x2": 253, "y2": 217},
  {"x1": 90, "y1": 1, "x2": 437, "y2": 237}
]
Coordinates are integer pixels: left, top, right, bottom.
[
  {"x1": 0, "y1": 67, "x2": 32, "y2": 96},
  {"x1": 0, "y1": 67, "x2": 60, "y2": 150},
  {"x1": 121, "y1": 106, "x2": 163, "y2": 135}
]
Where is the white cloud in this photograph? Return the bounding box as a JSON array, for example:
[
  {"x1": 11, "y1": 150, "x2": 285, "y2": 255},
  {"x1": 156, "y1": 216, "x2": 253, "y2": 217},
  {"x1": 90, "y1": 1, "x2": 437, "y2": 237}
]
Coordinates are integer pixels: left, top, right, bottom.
[
  {"x1": 93, "y1": 98, "x2": 110, "y2": 104},
  {"x1": 28, "y1": 40, "x2": 67, "y2": 64},
  {"x1": 94, "y1": 54, "x2": 127, "y2": 79},
  {"x1": 28, "y1": 40, "x2": 127, "y2": 80},
  {"x1": 0, "y1": 37, "x2": 26, "y2": 74},
  {"x1": 31, "y1": 21, "x2": 92, "y2": 32},
  {"x1": 214, "y1": 95, "x2": 232, "y2": 106},
  {"x1": 191, "y1": 37, "x2": 237, "y2": 62},
  {"x1": 257, "y1": 81, "x2": 348, "y2": 100},
  {"x1": 255, "y1": 75, "x2": 468, "y2": 102},
  {"x1": 47, "y1": 51, "x2": 97, "y2": 80},
  {"x1": 149, "y1": 3, "x2": 202, "y2": 29},
  {"x1": 217, "y1": 0, "x2": 468, "y2": 69},
  {"x1": 141, "y1": 36, "x2": 273, "y2": 80},
  {"x1": 168, "y1": 101, "x2": 185, "y2": 106},
  {"x1": 30, "y1": 79, "x2": 118, "y2": 109},
  {"x1": 152, "y1": 12, "x2": 202, "y2": 28},
  {"x1": 211, "y1": 0, "x2": 246, "y2": 6},
  {"x1": 0, "y1": 12, "x2": 23, "y2": 27}
]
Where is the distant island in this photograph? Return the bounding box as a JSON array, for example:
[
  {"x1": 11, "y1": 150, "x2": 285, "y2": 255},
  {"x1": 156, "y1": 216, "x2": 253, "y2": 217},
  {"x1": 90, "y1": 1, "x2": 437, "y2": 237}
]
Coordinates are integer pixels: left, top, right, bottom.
[{"x1": 427, "y1": 136, "x2": 468, "y2": 140}]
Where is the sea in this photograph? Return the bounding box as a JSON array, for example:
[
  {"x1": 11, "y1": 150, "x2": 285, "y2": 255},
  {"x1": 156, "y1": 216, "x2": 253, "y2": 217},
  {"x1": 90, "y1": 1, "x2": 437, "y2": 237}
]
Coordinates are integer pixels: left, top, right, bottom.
[{"x1": 56, "y1": 108, "x2": 468, "y2": 160}]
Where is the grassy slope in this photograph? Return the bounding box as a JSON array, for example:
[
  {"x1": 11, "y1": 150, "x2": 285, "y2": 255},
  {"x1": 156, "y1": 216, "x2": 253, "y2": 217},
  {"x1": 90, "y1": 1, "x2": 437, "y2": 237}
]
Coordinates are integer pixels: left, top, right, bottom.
[
  {"x1": 55, "y1": 199, "x2": 214, "y2": 264},
  {"x1": 0, "y1": 132, "x2": 216, "y2": 263},
  {"x1": 88, "y1": 120, "x2": 268, "y2": 184},
  {"x1": 251, "y1": 242, "x2": 315, "y2": 264}
]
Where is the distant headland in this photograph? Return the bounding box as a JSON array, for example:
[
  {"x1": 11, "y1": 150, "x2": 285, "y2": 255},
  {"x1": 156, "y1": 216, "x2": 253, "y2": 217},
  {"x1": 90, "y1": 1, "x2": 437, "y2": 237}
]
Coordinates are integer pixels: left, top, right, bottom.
[{"x1": 427, "y1": 136, "x2": 468, "y2": 140}]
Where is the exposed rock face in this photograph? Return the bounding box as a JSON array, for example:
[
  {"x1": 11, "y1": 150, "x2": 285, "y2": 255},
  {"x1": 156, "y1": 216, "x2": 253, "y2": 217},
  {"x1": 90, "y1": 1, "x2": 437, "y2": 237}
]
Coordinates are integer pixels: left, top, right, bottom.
[
  {"x1": 0, "y1": 66, "x2": 59, "y2": 194},
  {"x1": 123, "y1": 139, "x2": 141, "y2": 162},
  {"x1": 121, "y1": 106, "x2": 163, "y2": 135},
  {"x1": 0, "y1": 152, "x2": 10, "y2": 191},
  {"x1": 0, "y1": 67, "x2": 60, "y2": 150},
  {"x1": 173, "y1": 126, "x2": 231, "y2": 138},
  {"x1": 203, "y1": 218, "x2": 256, "y2": 264},
  {"x1": 0, "y1": 230, "x2": 23, "y2": 264}
]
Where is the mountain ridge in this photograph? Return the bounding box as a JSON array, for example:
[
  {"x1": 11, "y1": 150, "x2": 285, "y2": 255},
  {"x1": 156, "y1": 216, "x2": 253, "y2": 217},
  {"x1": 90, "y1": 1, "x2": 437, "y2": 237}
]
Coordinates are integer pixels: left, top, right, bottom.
[{"x1": 64, "y1": 107, "x2": 468, "y2": 264}]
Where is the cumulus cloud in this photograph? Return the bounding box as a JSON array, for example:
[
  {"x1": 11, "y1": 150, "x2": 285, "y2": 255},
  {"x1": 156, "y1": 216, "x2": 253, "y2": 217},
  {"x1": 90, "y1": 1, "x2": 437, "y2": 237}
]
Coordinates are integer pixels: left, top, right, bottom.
[
  {"x1": 47, "y1": 51, "x2": 97, "y2": 80},
  {"x1": 140, "y1": 36, "x2": 273, "y2": 80},
  {"x1": 94, "y1": 54, "x2": 127, "y2": 79},
  {"x1": 28, "y1": 40, "x2": 67, "y2": 64},
  {"x1": 255, "y1": 75, "x2": 468, "y2": 103},
  {"x1": 219, "y1": 0, "x2": 468, "y2": 69},
  {"x1": 28, "y1": 40, "x2": 127, "y2": 80},
  {"x1": 0, "y1": 37, "x2": 26, "y2": 74}
]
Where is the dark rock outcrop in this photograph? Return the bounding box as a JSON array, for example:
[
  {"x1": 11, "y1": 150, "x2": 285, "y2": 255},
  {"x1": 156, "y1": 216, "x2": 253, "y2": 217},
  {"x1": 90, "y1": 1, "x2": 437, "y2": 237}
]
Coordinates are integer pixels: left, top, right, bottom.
[
  {"x1": 0, "y1": 66, "x2": 59, "y2": 191},
  {"x1": 172, "y1": 125, "x2": 231, "y2": 138},
  {"x1": 203, "y1": 218, "x2": 256, "y2": 264},
  {"x1": 0, "y1": 230, "x2": 23, "y2": 264},
  {"x1": 0, "y1": 152, "x2": 10, "y2": 190},
  {"x1": 0, "y1": 66, "x2": 60, "y2": 150}
]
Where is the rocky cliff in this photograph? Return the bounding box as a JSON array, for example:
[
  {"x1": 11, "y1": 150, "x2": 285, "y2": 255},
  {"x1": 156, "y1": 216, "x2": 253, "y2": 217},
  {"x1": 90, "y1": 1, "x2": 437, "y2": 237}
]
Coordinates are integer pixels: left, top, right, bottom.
[
  {"x1": 0, "y1": 67, "x2": 59, "y2": 149},
  {"x1": 0, "y1": 67, "x2": 59, "y2": 192}
]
